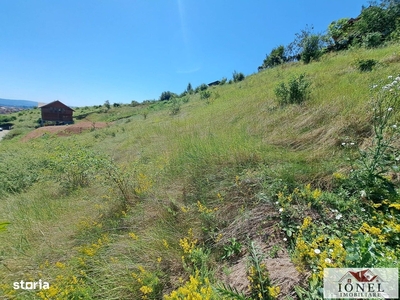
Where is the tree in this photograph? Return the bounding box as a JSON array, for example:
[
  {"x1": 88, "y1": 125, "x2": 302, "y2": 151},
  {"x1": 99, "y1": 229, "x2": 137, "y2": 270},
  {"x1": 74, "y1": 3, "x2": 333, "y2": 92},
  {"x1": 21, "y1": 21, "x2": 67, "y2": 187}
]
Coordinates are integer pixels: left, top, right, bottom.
[
  {"x1": 288, "y1": 25, "x2": 326, "y2": 64},
  {"x1": 261, "y1": 45, "x2": 287, "y2": 69},
  {"x1": 159, "y1": 91, "x2": 176, "y2": 101},
  {"x1": 186, "y1": 83, "x2": 193, "y2": 94},
  {"x1": 232, "y1": 70, "x2": 245, "y2": 82},
  {"x1": 104, "y1": 100, "x2": 110, "y2": 110},
  {"x1": 328, "y1": 18, "x2": 350, "y2": 44}
]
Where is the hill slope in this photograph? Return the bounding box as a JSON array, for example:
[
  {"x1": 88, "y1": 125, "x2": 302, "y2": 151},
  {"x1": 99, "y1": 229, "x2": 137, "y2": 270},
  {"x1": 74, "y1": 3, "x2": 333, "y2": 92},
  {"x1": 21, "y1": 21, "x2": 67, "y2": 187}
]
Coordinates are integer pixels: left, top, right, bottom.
[
  {"x1": 0, "y1": 45, "x2": 399, "y2": 299},
  {"x1": 0, "y1": 98, "x2": 37, "y2": 107}
]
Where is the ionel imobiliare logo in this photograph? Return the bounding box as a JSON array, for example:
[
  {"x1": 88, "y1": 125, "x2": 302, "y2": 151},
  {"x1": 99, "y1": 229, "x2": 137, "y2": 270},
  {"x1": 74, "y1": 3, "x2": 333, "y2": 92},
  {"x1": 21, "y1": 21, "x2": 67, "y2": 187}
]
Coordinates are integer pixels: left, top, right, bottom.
[{"x1": 324, "y1": 268, "x2": 398, "y2": 299}]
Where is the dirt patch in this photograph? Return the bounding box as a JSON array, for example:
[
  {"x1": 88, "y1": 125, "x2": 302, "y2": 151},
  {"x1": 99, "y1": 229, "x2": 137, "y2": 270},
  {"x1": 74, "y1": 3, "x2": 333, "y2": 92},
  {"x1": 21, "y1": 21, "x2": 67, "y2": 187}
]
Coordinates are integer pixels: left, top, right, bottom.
[
  {"x1": 21, "y1": 122, "x2": 109, "y2": 142},
  {"x1": 216, "y1": 205, "x2": 304, "y2": 299}
]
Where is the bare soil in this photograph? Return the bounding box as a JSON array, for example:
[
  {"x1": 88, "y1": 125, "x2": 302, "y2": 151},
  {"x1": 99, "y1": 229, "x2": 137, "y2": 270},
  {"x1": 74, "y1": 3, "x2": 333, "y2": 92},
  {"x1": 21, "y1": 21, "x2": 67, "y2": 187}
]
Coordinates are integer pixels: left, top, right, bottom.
[
  {"x1": 216, "y1": 205, "x2": 304, "y2": 299},
  {"x1": 21, "y1": 121, "x2": 109, "y2": 142}
]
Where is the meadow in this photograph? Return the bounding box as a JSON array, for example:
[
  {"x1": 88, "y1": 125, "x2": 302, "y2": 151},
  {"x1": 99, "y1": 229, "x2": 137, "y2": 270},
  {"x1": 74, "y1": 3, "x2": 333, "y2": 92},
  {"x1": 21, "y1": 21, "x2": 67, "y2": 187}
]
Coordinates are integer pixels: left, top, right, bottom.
[{"x1": 0, "y1": 44, "x2": 400, "y2": 299}]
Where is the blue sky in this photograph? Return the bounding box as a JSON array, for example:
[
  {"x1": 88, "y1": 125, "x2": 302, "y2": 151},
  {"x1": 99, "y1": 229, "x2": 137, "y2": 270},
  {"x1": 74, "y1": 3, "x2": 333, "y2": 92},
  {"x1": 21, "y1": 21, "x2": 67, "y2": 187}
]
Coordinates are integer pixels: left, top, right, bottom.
[{"x1": 0, "y1": 0, "x2": 368, "y2": 107}]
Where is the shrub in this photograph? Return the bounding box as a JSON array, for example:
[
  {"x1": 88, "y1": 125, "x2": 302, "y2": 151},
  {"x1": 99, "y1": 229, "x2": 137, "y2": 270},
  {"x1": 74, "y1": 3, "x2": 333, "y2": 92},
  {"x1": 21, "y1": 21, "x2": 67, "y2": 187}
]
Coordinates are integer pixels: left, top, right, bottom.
[
  {"x1": 219, "y1": 77, "x2": 227, "y2": 85},
  {"x1": 194, "y1": 84, "x2": 208, "y2": 93},
  {"x1": 131, "y1": 100, "x2": 140, "y2": 107},
  {"x1": 159, "y1": 91, "x2": 176, "y2": 101},
  {"x1": 362, "y1": 32, "x2": 383, "y2": 48},
  {"x1": 356, "y1": 59, "x2": 377, "y2": 72},
  {"x1": 342, "y1": 74, "x2": 400, "y2": 203},
  {"x1": 274, "y1": 73, "x2": 311, "y2": 105},
  {"x1": 169, "y1": 98, "x2": 181, "y2": 115},
  {"x1": 232, "y1": 70, "x2": 245, "y2": 82},
  {"x1": 200, "y1": 90, "x2": 211, "y2": 100}
]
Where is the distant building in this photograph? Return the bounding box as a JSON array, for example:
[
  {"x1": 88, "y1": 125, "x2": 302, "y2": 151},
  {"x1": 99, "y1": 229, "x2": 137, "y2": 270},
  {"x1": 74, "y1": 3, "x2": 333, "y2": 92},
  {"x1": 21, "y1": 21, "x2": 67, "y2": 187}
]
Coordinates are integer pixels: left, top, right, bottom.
[{"x1": 40, "y1": 100, "x2": 74, "y2": 126}]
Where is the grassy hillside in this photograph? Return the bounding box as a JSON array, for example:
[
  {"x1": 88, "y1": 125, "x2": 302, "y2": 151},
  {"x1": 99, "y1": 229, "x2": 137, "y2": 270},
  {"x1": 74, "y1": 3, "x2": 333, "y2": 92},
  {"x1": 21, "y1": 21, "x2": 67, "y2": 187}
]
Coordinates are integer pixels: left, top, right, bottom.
[{"x1": 1, "y1": 44, "x2": 400, "y2": 299}]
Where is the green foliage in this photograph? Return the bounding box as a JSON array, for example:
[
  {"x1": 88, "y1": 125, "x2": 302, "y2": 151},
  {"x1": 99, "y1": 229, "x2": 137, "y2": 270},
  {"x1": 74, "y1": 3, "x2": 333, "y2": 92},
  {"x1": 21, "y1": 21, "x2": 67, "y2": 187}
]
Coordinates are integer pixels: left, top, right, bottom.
[
  {"x1": 48, "y1": 143, "x2": 105, "y2": 191},
  {"x1": 104, "y1": 100, "x2": 110, "y2": 110},
  {"x1": 217, "y1": 242, "x2": 279, "y2": 299},
  {"x1": 221, "y1": 238, "x2": 242, "y2": 260},
  {"x1": 0, "y1": 222, "x2": 9, "y2": 232},
  {"x1": 247, "y1": 241, "x2": 278, "y2": 300},
  {"x1": 186, "y1": 82, "x2": 193, "y2": 94},
  {"x1": 200, "y1": 90, "x2": 211, "y2": 100},
  {"x1": 327, "y1": 18, "x2": 351, "y2": 44},
  {"x1": 159, "y1": 91, "x2": 176, "y2": 101},
  {"x1": 0, "y1": 115, "x2": 17, "y2": 125},
  {"x1": 287, "y1": 25, "x2": 325, "y2": 64},
  {"x1": 194, "y1": 83, "x2": 208, "y2": 93},
  {"x1": 131, "y1": 100, "x2": 140, "y2": 107},
  {"x1": 169, "y1": 98, "x2": 181, "y2": 115},
  {"x1": 232, "y1": 70, "x2": 245, "y2": 83},
  {"x1": 274, "y1": 73, "x2": 311, "y2": 105},
  {"x1": 0, "y1": 148, "x2": 44, "y2": 195},
  {"x1": 220, "y1": 77, "x2": 227, "y2": 85},
  {"x1": 356, "y1": 58, "x2": 378, "y2": 72},
  {"x1": 343, "y1": 75, "x2": 400, "y2": 203},
  {"x1": 362, "y1": 32, "x2": 383, "y2": 48},
  {"x1": 261, "y1": 45, "x2": 287, "y2": 69}
]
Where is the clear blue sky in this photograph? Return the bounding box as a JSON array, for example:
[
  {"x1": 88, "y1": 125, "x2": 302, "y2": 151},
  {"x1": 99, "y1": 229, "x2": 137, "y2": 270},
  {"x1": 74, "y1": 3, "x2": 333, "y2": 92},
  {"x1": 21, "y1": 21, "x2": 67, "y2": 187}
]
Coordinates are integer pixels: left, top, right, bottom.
[{"x1": 0, "y1": 0, "x2": 368, "y2": 107}]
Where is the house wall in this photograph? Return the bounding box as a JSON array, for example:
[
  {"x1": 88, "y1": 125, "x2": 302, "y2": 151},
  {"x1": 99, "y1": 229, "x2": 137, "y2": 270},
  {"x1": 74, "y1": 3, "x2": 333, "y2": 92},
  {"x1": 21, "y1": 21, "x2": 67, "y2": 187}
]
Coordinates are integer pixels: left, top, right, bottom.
[{"x1": 41, "y1": 102, "x2": 73, "y2": 123}]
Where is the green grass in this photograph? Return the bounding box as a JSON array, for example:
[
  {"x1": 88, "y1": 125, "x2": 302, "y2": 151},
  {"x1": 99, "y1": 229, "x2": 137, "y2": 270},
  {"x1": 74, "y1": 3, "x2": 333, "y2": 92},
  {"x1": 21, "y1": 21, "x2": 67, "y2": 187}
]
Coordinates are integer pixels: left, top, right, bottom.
[{"x1": 0, "y1": 44, "x2": 399, "y2": 299}]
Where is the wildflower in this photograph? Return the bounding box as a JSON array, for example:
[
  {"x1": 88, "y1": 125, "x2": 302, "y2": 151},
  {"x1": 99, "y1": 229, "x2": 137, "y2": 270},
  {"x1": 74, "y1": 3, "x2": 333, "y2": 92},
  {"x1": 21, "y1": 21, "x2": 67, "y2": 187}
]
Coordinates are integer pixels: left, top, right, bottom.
[
  {"x1": 392, "y1": 124, "x2": 397, "y2": 129},
  {"x1": 129, "y1": 232, "x2": 139, "y2": 240},
  {"x1": 388, "y1": 107, "x2": 393, "y2": 112},
  {"x1": 325, "y1": 258, "x2": 332, "y2": 264},
  {"x1": 361, "y1": 208, "x2": 366, "y2": 212},
  {"x1": 279, "y1": 208, "x2": 284, "y2": 213},
  {"x1": 283, "y1": 238, "x2": 287, "y2": 242},
  {"x1": 335, "y1": 213, "x2": 342, "y2": 220},
  {"x1": 372, "y1": 84, "x2": 378, "y2": 89},
  {"x1": 388, "y1": 75, "x2": 393, "y2": 79},
  {"x1": 360, "y1": 190, "x2": 367, "y2": 198},
  {"x1": 341, "y1": 142, "x2": 346, "y2": 146},
  {"x1": 314, "y1": 249, "x2": 321, "y2": 254}
]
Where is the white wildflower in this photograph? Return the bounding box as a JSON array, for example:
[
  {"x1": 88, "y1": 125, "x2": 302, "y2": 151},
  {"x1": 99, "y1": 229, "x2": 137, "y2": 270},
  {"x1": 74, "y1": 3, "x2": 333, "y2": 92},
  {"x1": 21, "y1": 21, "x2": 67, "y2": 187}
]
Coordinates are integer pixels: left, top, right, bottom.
[
  {"x1": 388, "y1": 107, "x2": 393, "y2": 112},
  {"x1": 361, "y1": 208, "x2": 366, "y2": 212},
  {"x1": 388, "y1": 75, "x2": 393, "y2": 79},
  {"x1": 336, "y1": 213, "x2": 343, "y2": 220},
  {"x1": 372, "y1": 84, "x2": 378, "y2": 89},
  {"x1": 283, "y1": 238, "x2": 287, "y2": 242},
  {"x1": 325, "y1": 258, "x2": 332, "y2": 264},
  {"x1": 360, "y1": 190, "x2": 367, "y2": 198},
  {"x1": 314, "y1": 249, "x2": 321, "y2": 255},
  {"x1": 350, "y1": 142, "x2": 355, "y2": 146},
  {"x1": 329, "y1": 249, "x2": 333, "y2": 253},
  {"x1": 279, "y1": 208, "x2": 284, "y2": 213}
]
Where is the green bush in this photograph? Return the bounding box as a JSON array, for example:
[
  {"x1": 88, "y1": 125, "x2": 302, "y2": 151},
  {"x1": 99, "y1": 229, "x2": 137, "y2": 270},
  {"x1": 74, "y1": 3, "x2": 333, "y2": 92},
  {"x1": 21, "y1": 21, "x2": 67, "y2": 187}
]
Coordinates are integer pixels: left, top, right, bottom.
[
  {"x1": 362, "y1": 32, "x2": 383, "y2": 48},
  {"x1": 194, "y1": 84, "x2": 208, "y2": 93},
  {"x1": 274, "y1": 73, "x2": 311, "y2": 105},
  {"x1": 232, "y1": 70, "x2": 245, "y2": 82},
  {"x1": 356, "y1": 59, "x2": 377, "y2": 72},
  {"x1": 200, "y1": 90, "x2": 211, "y2": 100},
  {"x1": 169, "y1": 98, "x2": 181, "y2": 115}
]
